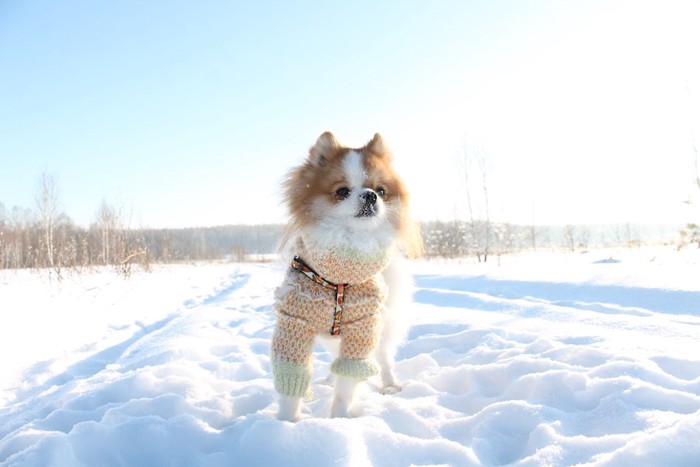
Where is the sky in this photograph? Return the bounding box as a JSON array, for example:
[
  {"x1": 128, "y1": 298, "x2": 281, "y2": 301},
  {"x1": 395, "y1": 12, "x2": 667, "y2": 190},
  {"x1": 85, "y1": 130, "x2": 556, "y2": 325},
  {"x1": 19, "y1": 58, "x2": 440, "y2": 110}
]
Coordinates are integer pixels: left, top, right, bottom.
[{"x1": 1, "y1": 0, "x2": 699, "y2": 229}]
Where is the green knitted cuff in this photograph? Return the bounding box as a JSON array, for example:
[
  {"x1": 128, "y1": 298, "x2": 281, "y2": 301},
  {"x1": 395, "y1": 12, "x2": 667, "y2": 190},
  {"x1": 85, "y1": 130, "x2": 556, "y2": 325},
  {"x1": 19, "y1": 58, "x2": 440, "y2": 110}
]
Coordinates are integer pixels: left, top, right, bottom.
[
  {"x1": 273, "y1": 360, "x2": 311, "y2": 397},
  {"x1": 331, "y1": 358, "x2": 379, "y2": 380}
]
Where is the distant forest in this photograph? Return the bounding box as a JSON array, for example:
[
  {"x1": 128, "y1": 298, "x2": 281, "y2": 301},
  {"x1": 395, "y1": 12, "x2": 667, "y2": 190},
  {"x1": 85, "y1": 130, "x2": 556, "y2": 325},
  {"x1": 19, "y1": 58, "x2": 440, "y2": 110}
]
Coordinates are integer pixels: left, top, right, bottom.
[
  {"x1": 0, "y1": 173, "x2": 690, "y2": 274},
  {"x1": 0, "y1": 175, "x2": 285, "y2": 274},
  {"x1": 0, "y1": 206, "x2": 682, "y2": 274},
  {"x1": 0, "y1": 214, "x2": 284, "y2": 273}
]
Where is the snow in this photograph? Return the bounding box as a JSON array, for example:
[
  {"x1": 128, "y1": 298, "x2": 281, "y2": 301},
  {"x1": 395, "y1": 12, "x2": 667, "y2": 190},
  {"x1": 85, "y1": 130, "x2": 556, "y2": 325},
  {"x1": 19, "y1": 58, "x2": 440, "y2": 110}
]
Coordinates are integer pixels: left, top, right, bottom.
[{"x1": 1, "y1": 247, "x2": 699, "y2": 466}]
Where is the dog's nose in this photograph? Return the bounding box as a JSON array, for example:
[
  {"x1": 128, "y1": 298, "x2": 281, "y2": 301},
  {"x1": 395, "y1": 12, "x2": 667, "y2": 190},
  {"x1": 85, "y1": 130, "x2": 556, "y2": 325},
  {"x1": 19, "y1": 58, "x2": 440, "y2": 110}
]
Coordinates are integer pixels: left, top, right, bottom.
[{"x1": 361, "y1": 190, "x2": 377, "y2": 205}]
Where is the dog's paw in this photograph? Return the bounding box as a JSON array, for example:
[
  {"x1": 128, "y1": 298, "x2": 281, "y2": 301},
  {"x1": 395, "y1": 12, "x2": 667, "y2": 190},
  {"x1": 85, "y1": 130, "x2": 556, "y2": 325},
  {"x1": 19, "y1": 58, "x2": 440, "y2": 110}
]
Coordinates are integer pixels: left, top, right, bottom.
[
  {"x1": 380, "y1": 384, "x2": 402, "y2": 395},
  {"x1": 277, "y1": 407, "x2": 303, "y2": 422},
  {"x1": 277, "y1": 396, "x2": 303, "y2": 422},
  {"x1": 330, "y1": 405, "x2": 351, "y2": 418},
  {"x1": 277, "y1": 412, "x2": 302, "y2": 423}
]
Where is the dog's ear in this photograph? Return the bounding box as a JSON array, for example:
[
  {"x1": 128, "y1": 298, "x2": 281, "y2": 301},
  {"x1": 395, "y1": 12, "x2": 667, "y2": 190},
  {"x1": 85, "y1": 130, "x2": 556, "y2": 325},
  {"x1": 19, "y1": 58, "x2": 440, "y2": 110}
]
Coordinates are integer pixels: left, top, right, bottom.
[
  {"x1": 309, "y1": 131, "x2": 339, "y2": 166},
  {"x1": 364, "y1": 133, "x2": 391, "y2": 159}
]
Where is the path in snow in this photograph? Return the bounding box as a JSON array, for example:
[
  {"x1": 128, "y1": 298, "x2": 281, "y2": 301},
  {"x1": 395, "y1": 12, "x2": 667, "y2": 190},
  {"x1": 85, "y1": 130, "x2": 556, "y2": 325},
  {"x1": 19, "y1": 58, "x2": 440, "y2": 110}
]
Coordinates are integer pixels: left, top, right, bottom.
[{"x1": 1, "y1": 250, "x2": 699, "y2": 466}]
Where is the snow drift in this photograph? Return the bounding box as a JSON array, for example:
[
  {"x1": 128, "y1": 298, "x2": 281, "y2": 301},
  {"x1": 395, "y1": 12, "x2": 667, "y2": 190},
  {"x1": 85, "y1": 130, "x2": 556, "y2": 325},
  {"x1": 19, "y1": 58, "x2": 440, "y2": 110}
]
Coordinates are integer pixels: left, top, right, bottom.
[{"x1": 1, "y1": 247, "x2": 699, "y2": 466}]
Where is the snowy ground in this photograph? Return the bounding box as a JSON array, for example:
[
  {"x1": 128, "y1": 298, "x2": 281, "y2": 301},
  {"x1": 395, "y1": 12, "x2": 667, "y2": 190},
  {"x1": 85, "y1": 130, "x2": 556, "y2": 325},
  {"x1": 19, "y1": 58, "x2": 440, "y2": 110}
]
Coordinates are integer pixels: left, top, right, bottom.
[{"x1": 0, "y1": 247, "x2": 699, "y2": 466}]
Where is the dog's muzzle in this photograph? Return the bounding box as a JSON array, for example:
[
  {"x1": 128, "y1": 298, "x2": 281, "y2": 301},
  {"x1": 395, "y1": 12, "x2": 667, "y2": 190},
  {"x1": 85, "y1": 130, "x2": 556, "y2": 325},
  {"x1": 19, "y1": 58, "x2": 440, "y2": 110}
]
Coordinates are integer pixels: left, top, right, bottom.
[{"x1": 356, "y1": 189, "x2": 378, "y2": 218}]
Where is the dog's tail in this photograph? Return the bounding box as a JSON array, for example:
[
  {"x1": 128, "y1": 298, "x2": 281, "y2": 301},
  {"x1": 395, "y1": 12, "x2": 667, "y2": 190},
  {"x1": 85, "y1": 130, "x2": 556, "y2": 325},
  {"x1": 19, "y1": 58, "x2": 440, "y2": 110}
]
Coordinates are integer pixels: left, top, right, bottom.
[{"x1": 376, "y1": 255, "x2": 414, "y2": 393}]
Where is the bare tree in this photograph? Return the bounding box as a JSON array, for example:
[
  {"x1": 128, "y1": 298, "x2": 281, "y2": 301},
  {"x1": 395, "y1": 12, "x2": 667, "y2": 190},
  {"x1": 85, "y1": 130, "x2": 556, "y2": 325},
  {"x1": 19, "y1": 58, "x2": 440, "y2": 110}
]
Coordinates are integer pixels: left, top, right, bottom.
[
  {"x1": 461, "y1": 148, "x2": 492, "y2": 262},
  {"x1": 690, "y1": 109, "x2": 700, "y2": 247},
  {"x1": 607, "y1": 223, "x2": 639, "y2": 248},
  {"x1": 0, "y1": 202, "x2": 6, "y2": 269},
  {"x1": 53, "y1": 213, "x2": 78, "y2": 270},
  {"x1": 493, "y1": 222, "x2": 516, "y2": 256},
  {"x1": 35, "y1": 172, "x2": 60, "y2": 268},
  {"x1": 95, "y1": 199, "x2": 118, "y2": 265},
  {"x1": 578, "y1": 225, "x2": 591, "y2": 250},
  {"x1": 478, "y1": 156, "x2": 491, "y2": 262},
  {"x1": 6, "y1": 206, "x2": 33, "y2": 268},
  {"x1": 527, "y1": 198, "x2": 540, "y2": 251},
  {"x1": 527, "y1": 223, "x2": 543, "y2": 251},
  {"x1": 694, "y1": 136, "x2": 699, "y2": 192},
  {"x1": 563, "y1": 225, "x2": 576, "y2": 252},
  {"x1": 679, "y1": 83, "x2": 700, "y2": 248},
  {"x1": 462, "y1": 150, "x2": 480, "y2": 260}
]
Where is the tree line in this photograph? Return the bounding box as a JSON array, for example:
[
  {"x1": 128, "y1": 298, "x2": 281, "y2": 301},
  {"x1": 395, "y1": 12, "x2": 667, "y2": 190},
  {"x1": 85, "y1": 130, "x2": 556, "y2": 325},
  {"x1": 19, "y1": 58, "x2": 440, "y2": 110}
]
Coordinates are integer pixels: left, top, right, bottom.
[
  {"x1": 0, "y1": 174, "x2": 282, "y2": 275},
  {"x1": 0, "y1": 197, "x2": 680, "y2": 274},
  {"x1": 0, "y1": 203, "x2": 283, "y2": 275},
  {"x1": 421, "y1": 220, "x2": 682, "y2": 260},
  {"x1": 1, "y1": 173, "x2": 689, "y2": 275},
  {"x1": 0, "y1": 206, "x2": 282, "y2": 273}
]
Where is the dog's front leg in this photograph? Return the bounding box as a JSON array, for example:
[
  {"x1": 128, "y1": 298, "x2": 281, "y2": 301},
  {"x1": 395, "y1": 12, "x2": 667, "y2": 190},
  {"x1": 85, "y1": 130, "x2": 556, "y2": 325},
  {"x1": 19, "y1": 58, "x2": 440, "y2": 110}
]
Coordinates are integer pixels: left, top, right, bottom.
[
  {"x1": 376, "y1": 344, "x2": 402, "y2": 394},
  {"x1": 330, "y1": 375, "x2": 358, "y2": 418},
  {"x1": 278, "y1": 395, "x2": 303, "y2": 422}
]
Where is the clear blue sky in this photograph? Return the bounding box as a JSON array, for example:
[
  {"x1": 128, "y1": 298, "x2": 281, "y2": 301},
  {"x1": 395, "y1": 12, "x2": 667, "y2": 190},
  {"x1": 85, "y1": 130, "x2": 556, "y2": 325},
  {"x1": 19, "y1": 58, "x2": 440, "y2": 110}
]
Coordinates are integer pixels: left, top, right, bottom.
[{"x1": 1, "y1": 0, "x2": 699, "y2": 228}]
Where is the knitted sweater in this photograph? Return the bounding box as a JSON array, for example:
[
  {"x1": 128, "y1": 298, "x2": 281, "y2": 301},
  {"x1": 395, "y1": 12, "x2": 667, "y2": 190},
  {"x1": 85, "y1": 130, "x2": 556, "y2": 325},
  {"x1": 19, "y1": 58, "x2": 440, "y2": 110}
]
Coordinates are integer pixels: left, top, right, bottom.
[{"x1": 272, "y1": 236, "x2": 393, "y2": 397}]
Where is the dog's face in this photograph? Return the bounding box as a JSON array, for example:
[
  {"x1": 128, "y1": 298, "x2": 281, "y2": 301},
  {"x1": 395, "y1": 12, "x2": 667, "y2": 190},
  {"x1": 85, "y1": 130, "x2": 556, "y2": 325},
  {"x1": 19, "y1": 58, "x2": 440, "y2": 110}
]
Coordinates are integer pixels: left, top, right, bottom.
[{"x1": 284, "y1": 132, "x2": 408, "y2": 234}]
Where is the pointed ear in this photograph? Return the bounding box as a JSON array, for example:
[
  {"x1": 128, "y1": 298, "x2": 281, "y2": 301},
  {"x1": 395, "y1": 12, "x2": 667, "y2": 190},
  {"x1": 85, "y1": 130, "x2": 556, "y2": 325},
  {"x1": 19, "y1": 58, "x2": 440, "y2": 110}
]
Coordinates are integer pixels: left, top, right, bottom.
[
  {"x1": 309, "y1": 131, "x2": 340, "y2": 166},
  {"x1": 364, "y1": 133, "x2": 391, "y2": 159}
]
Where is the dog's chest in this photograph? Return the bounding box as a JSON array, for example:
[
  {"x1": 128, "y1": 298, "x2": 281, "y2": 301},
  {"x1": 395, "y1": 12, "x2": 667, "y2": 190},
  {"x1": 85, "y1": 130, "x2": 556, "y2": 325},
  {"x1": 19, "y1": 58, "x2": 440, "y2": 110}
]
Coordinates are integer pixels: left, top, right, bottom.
[{"x1": 300, "y1": 242, "x2": 391, "y2": 285}]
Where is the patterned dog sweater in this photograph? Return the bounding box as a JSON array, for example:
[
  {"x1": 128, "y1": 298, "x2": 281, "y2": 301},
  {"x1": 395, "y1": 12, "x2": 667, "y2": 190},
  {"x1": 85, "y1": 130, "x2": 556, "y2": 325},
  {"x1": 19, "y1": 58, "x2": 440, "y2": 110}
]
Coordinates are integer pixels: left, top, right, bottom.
[{"x1": 272, "y1": 237, "x2": 392, "y2": 397}]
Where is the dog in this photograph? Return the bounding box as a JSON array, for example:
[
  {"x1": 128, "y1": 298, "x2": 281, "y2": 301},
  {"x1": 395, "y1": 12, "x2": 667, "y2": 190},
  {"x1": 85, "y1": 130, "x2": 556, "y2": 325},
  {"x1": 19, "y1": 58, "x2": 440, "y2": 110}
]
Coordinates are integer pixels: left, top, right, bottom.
[{"x1": 271, "y1": 132, "x2": 422, "y2": 421}]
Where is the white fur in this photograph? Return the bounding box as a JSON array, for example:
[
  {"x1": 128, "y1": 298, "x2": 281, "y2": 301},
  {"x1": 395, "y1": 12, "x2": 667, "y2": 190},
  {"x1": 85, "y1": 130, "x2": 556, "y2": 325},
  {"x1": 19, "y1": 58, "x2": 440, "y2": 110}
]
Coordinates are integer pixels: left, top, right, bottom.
[
  {"x1": 330, "y1": 376, "x2": 359, "y2": 418},
  {"x1": 377, "y1": 256, "x2": 413, "y2": 392},
  {"x1": 343, "y1": 151, "x2": 366, "y2": 188},
  {"x1": 302, "y1": 221, "x2": 396, "y2": 256},
  {"x1": 278, "y1": 395, "x2": 302, "y2": 422}
]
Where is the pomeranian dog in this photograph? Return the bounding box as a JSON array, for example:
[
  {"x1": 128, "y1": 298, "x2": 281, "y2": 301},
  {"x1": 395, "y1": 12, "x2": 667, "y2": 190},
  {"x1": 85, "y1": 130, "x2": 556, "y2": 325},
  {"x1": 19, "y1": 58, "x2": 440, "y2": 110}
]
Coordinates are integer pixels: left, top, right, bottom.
[{"x1": 272, "y1": 131, "x2": 422, "y2": 421}]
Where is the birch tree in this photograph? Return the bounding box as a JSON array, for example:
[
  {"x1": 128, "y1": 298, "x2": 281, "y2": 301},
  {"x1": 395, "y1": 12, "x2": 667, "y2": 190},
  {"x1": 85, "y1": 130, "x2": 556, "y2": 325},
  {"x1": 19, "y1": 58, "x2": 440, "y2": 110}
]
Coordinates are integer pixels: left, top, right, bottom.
[
  {"x1": 35, "y1": 172, "x2": 59, "y2": 268},
  {"x1": 95, "y1": 199, "x2": 118, "y2": 265},
  {"x1": 461, "y1": 148, "x2": 492, "y2": 262}
]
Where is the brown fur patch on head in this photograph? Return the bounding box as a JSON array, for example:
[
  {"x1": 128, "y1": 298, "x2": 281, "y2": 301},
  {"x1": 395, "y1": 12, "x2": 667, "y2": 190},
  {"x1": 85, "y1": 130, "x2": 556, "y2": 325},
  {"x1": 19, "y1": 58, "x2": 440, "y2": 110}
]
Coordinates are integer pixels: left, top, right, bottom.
[
  {"x1": 283, "y1": 131, "x2": 349, "y2": 227},
  {"x1": 282, "y1": 132, "x2": 423, "y2": 257},
  {"x1": 308, "y1": 131, "x2": 341, "y2": 167}
]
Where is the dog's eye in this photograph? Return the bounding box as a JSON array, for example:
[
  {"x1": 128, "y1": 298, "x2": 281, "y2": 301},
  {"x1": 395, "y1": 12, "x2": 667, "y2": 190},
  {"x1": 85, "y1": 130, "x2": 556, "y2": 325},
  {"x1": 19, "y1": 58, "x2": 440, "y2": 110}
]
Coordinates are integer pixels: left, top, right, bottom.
[
  {"x1": 376, "y1": 187, "x2": 386, "y2": 198},
  {"x1": 335, "y1": 187, "x2": 351, "y2": 199}
]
